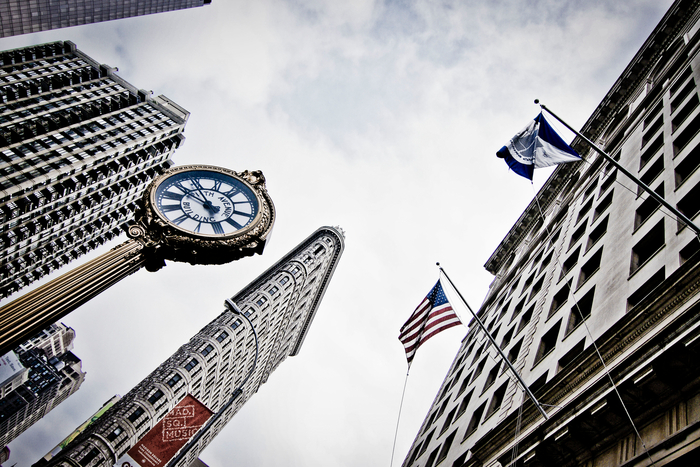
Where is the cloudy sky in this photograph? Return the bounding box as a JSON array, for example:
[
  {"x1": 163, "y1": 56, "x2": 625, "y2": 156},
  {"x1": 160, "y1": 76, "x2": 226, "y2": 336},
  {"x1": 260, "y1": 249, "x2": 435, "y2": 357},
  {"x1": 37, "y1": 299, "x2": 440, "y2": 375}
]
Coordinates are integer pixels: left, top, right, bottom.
[{"x1": 0, "y1": 1, "x2": 676, "y2": 466}]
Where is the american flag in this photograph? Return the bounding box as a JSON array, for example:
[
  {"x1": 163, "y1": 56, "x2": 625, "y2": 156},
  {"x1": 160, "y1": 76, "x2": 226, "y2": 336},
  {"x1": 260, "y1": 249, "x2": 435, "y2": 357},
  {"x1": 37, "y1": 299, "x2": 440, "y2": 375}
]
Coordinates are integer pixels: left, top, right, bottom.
[{"x1": 399, "y1": 280, "x2": 461, "y2": 367}]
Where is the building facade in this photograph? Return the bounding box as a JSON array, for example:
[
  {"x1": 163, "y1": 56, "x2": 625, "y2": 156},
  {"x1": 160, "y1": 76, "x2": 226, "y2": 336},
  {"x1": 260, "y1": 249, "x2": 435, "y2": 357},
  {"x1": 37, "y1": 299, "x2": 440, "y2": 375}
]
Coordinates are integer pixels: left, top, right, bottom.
[
  {"x1": 40, "y1": 226, "x2": 345, "y2": 467},
  {"x1": 0, "y1": 0, "x2": 212, "y2": 38},
  {"x1": 403, "y1": 1, "x2": 700, "y2": 466},
  {"x1": 0, "y1": 322, "x2": 85, "y2": 449},
  {"x1": 0, "y1": 41, "x2": 190, "y2": 299}
]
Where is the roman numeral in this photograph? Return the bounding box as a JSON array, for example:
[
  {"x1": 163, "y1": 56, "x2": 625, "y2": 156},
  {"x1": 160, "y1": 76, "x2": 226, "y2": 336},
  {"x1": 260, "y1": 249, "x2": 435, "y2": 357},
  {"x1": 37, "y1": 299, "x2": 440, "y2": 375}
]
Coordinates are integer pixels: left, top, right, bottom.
[
  {"x1": 224, "y1": 218, "x2": 244, "y2": 230},
  {"x1": 160, "y1": 204, "x2": 182, "y2": 212},
  {"x1": 162, "y1": 191, "x2": 184, "y2": 201},
  {"x1": 212, "y1": 222, "x2": 224, "y2": 235},
  {"x1": 172, "y1": 214, "x2": 189, "y2": 225}
]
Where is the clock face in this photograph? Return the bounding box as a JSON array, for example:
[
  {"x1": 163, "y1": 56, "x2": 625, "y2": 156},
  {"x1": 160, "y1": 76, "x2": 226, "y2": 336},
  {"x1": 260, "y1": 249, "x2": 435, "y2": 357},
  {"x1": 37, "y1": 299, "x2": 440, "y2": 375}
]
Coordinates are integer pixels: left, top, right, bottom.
[{"x1": 152, "y1": 168, "x2": 260, "y2": 238}]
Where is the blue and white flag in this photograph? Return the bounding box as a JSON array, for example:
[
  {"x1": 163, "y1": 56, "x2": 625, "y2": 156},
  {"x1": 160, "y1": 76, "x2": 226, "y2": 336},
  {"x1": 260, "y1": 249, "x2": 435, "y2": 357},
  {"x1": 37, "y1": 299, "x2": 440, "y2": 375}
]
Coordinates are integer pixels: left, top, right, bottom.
[{"x1": 497, "y1": 112, "x2": 580, "y2": 180}]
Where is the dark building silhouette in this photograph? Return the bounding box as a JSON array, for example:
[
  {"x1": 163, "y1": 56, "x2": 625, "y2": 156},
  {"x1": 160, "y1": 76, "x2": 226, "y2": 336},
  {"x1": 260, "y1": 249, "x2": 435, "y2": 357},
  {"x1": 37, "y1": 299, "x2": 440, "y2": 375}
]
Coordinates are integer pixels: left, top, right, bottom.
[{"x1": 0, "y1": 0, "x2": 212, "y2": 38}]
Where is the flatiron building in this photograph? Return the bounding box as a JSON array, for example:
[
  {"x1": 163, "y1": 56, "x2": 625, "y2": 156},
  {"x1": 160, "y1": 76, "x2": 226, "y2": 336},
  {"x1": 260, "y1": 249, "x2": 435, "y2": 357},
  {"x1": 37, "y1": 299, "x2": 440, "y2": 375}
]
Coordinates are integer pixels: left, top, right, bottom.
[
  {"x1": 403, "y1": 1, "x2": 700, "y2": 466},
  {"x1": 39, "y1": 226, "x2": 345, "y2": 467},
  {"x1": 0, "y1": 41, "x2": 189, "y2": 299}
]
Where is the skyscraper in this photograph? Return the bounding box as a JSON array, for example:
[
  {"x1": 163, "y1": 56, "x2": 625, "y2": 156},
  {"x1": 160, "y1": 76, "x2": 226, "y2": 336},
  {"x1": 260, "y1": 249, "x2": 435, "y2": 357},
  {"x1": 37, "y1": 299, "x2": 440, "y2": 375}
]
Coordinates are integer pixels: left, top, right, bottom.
[
  {"x1": 0, "y1": 41, "x2": 190, "y2": 299},
  {"x1": 403, "y1": 1, "x2": 700, "y2": 466},
  {"x1": 0, "y1": 323, "x2": 85, "y2": 449},
  {"x1": 40, "y1": 226, "x2": 344, "y2": 467},
  {"x1": 0, "y1": 0, "x2": 212, "y2": 38}
]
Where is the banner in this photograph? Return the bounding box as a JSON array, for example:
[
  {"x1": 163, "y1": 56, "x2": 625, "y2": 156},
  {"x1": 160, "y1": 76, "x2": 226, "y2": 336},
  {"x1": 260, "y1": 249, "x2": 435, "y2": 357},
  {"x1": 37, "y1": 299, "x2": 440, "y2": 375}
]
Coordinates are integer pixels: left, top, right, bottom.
[{"x1": 115, "y1": 394, "x2": 212, "y2": 467}]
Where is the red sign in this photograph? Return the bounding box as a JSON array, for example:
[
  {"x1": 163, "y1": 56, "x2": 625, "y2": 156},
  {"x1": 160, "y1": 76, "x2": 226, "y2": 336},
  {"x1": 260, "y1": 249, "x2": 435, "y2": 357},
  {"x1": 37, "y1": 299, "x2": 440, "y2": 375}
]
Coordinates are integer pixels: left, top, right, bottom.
[{"x1": 125, "y1": 394, "x2": 212, "y2": 467}]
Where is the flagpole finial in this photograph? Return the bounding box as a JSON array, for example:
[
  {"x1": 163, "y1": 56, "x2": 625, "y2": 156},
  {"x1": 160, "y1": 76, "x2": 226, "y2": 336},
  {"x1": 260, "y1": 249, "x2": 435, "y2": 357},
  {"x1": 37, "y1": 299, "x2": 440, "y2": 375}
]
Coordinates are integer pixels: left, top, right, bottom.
[{"x1": 534, "y1": 99, "x2": 539, "y2": 104}]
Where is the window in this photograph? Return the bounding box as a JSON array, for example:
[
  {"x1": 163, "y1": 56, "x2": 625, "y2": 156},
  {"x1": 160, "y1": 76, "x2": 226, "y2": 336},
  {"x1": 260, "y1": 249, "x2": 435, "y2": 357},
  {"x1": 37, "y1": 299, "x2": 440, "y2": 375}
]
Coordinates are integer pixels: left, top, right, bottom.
[
  {"x1": 456, "y1": 389, "x2": 474, "y2": 419},
  {"x1": 577, "y1": 198, "x2": 594, "y2": 224},
  {"x1": 449, "y1": 368, "x2": 463, "y2": 389},
  {"x1": 644, "y1": 101, "x2": 663, "y2": 129},
  {"x1": 566, "y1": 287, "x2": 595, "y2": 334},
  {"x1": 457, "y1": 374, "x2": 471, "y2": 396},
  {"x1": 507, "y1": 339, "x2": 523, "y2": 363},
  {"x1": 671, "y1": 78, "x2": 696, "y2": 112},
  {"x1": 485, "y1": 382, "x2": 509, "y2": 419},
  {"x1": 638, "y1": 158, "x2": 664, "y2": 194},
  {"x1": 483, "y1": 362, "x2": 501, "y2": 392},
  {"x1": 510, "y1": 298, "x2": 526, "y2": 322},
  {"x1": 672, "y1": 93, "x2": 699, "y2": 132},
  {"x1": 436, "y1": 430, "x2": 457, "y2": 465},
  {"x1": 593, "y1": 191, "x2": 613, "y2": 221},
  {"x1": 216, "y1": 331, "x2": 229, "y2": 343},
  {"x1": 529, "y1": 277, "x2": 544, "y2": 301},
  {"x1": 166, "y1": 374, "x2": 182, "y2": 387},
  {"x1": 436, "y1": 398, "x2": 450, "y2": 418},
  {"x1": 418, "y1": 430, "x2": 435, "y2": 458},
  {"x1": 184, "y1": 358, "x2": 199, "y2": 372},
  {"x1": 471, "y1": 358, "x2": 486, "y2": 382},
  {"x1": 231, "y1": 319, "x2": 242, "y2": 330},
  {"x1": 201, "y1": 344, "x2": 215, "y2": 357},
  {"x1": 440, "y1": 407, "x2": 457, "y2": 435},
  {"x1": 640, "y1": 134, "x2": 663, "y2": 168},
  {"x1": 676, "y1": 182, "x2": 700, "y2": 230},
  {"x1": 627, "y1": 267, "x2": 665, "y2": 311},
  {"x1": 569, "y1": 223, "x2": 587, "y2": 250},
  {"x1": 558, "y1": 339, "x2": 585, "y2": 372},
  {"x1": 500, "y1": 327, "x2": 514, "y2": 349},
  {"x1": 587, "y1": 216, "x2": 609, "y2": 251},
  {"x1": 634, "y1": 185, "x2": 663, "y2": 230},
  {"x1": 675, "y1": 147, "x2": 700, "y2": 188},
  {"x1": 425, "y1": 447, "x2": 440, "y2": 467},
  {"x1": 578, "y1": 248, "x2": 603, "y2": 288},
  {"x1": 560, "y1": 246, "x2": 581, "y2": 279},
  {"x1": 127, "y1": 406, "x2": 145, "y2": 422},
  {"x1": 148, "y1": 389, "x2": 164, "y2": 405},
  {"x1": 79, "y1": 448, "x2": 101, "y2": 467},
  {"x1": 520, "y1": 274, "x2": 535, "y2": 295},
  {"x1": 464, "y1": 402, "x2": 486, "y2": 438},
  {"x1": 549, "y1": 282, "x2": 571, "y2": 317},
  {"x1": 630, "y1": 220, "x2": 665, "y2": 275},
  {"x1": 584, "y1": 179, "x2": 599, "y2": 199},
  {"x1": 673, "y1": 110, "x2": 700, "y2": 155},
  {"x1": 600, "y1": 170, "x2": 617, "y2": 194},
  {"x1": 680, "y1": 237, "x2": 700, "y2": 265},
  {"x1": 517, "y1": 305, "x2": 534, "y2": 334},
  {"x1": 535, "y1": 321, "x2": 561, "y2": 364},
  {"x1": 107, "y1": 426, "x2": 123, "y2": 441},
  {"x1": 641, "y1": 117, "x2": 663, "y2": 148},
  {"x1": 539, "y1": 251, "x2": 553, "y2": 275}
]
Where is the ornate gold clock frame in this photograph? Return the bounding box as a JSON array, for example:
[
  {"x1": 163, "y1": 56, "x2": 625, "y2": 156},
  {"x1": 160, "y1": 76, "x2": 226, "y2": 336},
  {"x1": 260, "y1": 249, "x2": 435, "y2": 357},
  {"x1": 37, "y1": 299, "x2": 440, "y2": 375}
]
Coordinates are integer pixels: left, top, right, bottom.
[{"x1": 0, "y1": 165, "x2": 275, "y2": 355}]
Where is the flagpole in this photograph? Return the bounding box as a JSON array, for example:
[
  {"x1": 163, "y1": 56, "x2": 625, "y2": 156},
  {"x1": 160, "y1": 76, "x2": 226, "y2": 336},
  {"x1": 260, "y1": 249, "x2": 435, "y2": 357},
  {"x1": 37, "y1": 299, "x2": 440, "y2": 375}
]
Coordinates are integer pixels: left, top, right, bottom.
[
  {"x1": 536, "y1": 99, "x2": 700, "y2": 238},
  {"x1": 437, "y1": 263, "x2": 549, "y2": 420}
]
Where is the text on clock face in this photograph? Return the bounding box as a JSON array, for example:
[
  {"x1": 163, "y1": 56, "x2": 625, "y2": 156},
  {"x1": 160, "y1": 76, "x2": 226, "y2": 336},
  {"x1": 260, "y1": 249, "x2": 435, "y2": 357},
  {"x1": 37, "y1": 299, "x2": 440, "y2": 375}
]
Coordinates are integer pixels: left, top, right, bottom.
[{"x1": 155, "y1": 172, "x2": 259, "y2": 236}]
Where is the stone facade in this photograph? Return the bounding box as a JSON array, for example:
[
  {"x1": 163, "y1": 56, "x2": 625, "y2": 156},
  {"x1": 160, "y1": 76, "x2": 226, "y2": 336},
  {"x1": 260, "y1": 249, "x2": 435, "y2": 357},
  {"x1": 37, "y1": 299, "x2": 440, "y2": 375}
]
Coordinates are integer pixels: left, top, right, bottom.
[{"x1": 403, "y1": 1, "x2": 700, "y2": 466}]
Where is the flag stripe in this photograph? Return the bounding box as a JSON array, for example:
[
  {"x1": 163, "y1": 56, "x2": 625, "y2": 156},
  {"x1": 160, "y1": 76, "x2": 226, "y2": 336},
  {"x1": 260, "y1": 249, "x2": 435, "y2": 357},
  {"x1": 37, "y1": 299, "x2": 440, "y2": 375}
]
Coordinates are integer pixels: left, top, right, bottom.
[{"x1": 398, "y1": 280, "x2": 461, "y2": 366}]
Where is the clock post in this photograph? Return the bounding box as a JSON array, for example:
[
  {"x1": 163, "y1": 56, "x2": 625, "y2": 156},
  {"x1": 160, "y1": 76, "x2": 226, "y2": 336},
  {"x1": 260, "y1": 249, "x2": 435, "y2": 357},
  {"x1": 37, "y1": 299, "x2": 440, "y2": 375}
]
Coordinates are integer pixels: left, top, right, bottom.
[{"x1": 0, "y1": 165, "x2": 275, "y2": 355}]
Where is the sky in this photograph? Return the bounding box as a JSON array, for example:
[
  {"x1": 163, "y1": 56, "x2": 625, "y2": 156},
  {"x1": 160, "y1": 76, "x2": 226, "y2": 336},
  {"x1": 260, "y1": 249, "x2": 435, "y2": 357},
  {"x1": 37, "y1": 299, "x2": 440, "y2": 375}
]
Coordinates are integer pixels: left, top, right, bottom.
[{"x1": 0, "y1": 1, "x2": 677, "y2": 466}]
